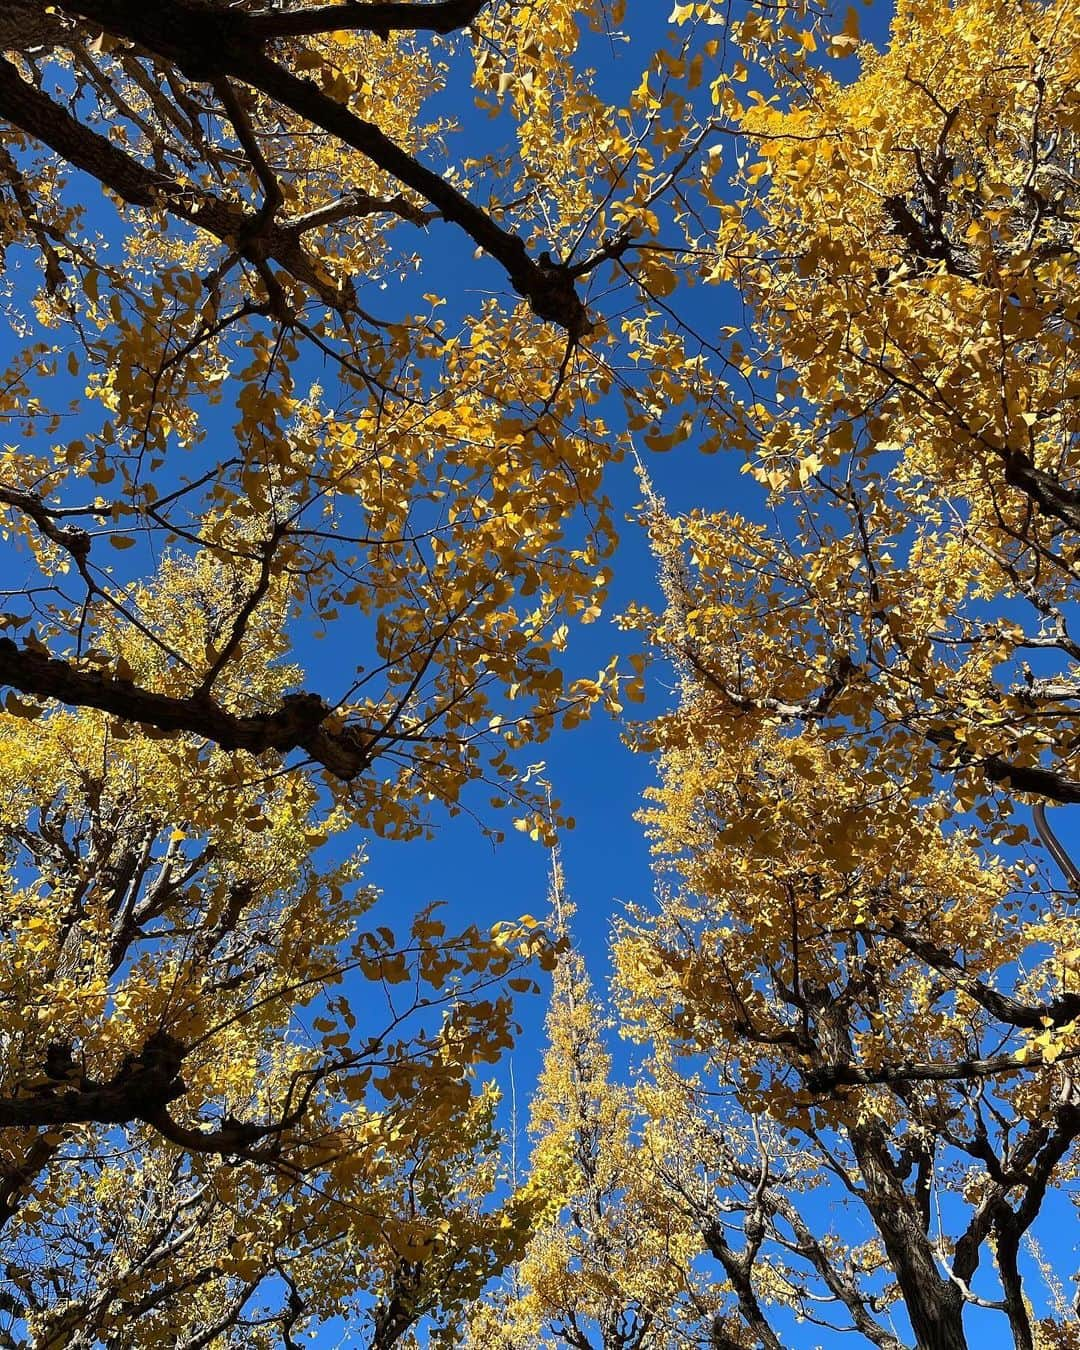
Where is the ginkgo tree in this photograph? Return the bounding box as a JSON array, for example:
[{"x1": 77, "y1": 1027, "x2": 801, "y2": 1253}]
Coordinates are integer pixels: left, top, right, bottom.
[
  {"x1": 0, "y1": 0, "x2": 625, "y2": 843},
  {"x1": 8, "y1": 0, "x2": 1080, "y2": 1346},
  {"x1": 462, "y1": 861, "x2": 711, "y2": 1350},
  {"x1": 0, "y1": 0, "x2": 828, "y2": 835},
  {"x1": 0, "y1": 552, "x2": 553, "y2": 1346},
  {"x1": 612, "y1": 1, "x2": 1080, "y2": 1347}
]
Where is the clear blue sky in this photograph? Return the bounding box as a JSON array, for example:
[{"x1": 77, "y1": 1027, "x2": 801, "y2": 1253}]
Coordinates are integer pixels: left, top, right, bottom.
[{"x1": 352, "y1": 0, "x2": 902, "y2": 1101}]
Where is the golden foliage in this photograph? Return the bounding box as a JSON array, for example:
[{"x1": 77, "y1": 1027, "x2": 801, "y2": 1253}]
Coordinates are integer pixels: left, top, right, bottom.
[{"x1": 0, "y1": 0, "x2": 1078, "y2": 1345}]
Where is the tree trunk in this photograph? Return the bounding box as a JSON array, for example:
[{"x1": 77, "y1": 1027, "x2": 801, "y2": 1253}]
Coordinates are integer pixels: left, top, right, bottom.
[{"x1": 850, "y1": 1124, "x2": 967, "y2": 1350}]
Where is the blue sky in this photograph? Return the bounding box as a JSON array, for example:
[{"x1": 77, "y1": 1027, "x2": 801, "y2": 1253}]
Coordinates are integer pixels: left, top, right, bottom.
[{"x1": 354, "y1": 0, "x2": 902, "y2": 1098}]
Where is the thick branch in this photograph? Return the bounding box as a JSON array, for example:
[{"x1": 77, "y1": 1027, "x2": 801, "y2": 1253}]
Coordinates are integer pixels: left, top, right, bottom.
[
  {"x1": 0, "y1": 638, "x2": 376, "y2": 780},
  {"x1": 686, "y1": 649, "x2": 858, "y2": 722},
  {"x1": 0, "y1": 484, "x2": 91, "y2": 561},
  {"x1": 1004, "y1": 450, "x2": 1080, "y2": 534},
  {"x1": 763, "y1": 1190, "x2": 905, "y2": 1350},
  {"x1": 981, "y1": 753, "x2": 1080, "y2": 804},
  {"x1": 0, "y1": 0, "x2": 70, "y2": 53},
  {"x1": 246, "y1": 0, "x2": 489, "y2": 39},
  {"x1": 929, "y1": 724, "x2": 1080, "y2": 804},
  {"x1": 0, "y1": 1032, "x2": 186, "y2": 1129},
  {"x1": 141, "y1": 1105, "x2": 280, "y2": 1157},
  {"x1": 0, "y1": 1033, "x2": 293, "y2": 1161},
  {"x1": 885, "y1": 921, "x2": 1080, "y2": 1030},
  {"x1": 806, "y1": 1047, "x2": 1077, "y2": 1090},
  {"x1": 232, "y1": 49, "x2": 588, "y2": 332},
  {"x1": 701, "y1": 1219, "x2": 784, "y2": 1350},
  {"x1": 370, "y1": 1261, "x2": 424, "y2": 1350},
  {"x1": 0, "y1": 55, "x2": 344, "y2": 305}
]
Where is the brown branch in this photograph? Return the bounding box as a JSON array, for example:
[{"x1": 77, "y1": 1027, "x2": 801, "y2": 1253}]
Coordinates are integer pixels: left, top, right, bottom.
[
  {"x1": 370, "y1": 1261, "x2": 425, "y2": 1350},
  {"x1": 0, "y1": 485, "x2": 92, "y2": 562},
  {"x1": 979, "y1": 753, "x2": 1080, "y2": 804},
  {"x1": 806, "y1": 1047, "x2": 1079, "y2": 1091},
  {"x1": 884, "y1": 921, "x2": 1080, "y2": 1030},
  {"x1": 955, "y1": 1101, "x2": 1080, "y2": 1350},
  {"x1": 701, "y1": 1217, "x2": 784, "y2": 1350},
  {"x1": 928, "y1": 724, "x2": 1080, "y2": 804},
  {"x1": 0, "y1": 1032, "x2": 187, "y2": 1129},
  {"x1": 0, "y1": 143, "x2": 65, "y2": 292},
  {"x1": 760, "y1": 1189, "x2": 906, "y2": 1350},
  {"x1": 196, "y1": 528, "x2": 282, "y2": 696},
  {"x1": 1003, "y1": 449, "x2": 1080, "y2": 535},
  {"x1": 686, "y1": 649, "x2": 858, "y2": 722},
  {"x1": 0, "y1": 1133, "x2": 62, "y2": 1236},
  {"x1": 232, "y1": 48, "x2": 588, "y2": 332},
  {"x1": 211, "y1": 74, "x2": 283, "y2": 236},
  {"x1": 0, "y1": 1033, "x2": 296, "y2": 1162},
  {"x1": 246, "y1": 0, "x2": 489, "y2": 40},
  {"x1": 286, "y1": 189, "x2": 434, "y2": 233},
  {"x1": 141, "y1": 1105, "x2": 280, "y2": 1157},
  {"x1": 0, "y1": 56, "x2": 345, "y2": 306},
  {"x1": 0, "y1": 637, "x2": 377, "y2": 781},
  {"x1": 0, "y1": 0, "x2": 71, "y2": 54}
]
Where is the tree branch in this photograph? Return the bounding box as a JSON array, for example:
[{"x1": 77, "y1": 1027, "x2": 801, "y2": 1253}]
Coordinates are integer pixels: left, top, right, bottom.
[
  {"x1": 49, "y1": 0, "x2": 591, "y2": 332},
  {"x1": 0, "y1": 55, "x2": 346, "y2": 307},
  {"x1": 805, "y1": 1047, "x2": 1079, "y2": 1091},
  {"x1": 0, "y1": 637, "x2": 377, "y2": 780},
  {"x1": 246, "y1": 0, "x2": 489, "y2": 40}
]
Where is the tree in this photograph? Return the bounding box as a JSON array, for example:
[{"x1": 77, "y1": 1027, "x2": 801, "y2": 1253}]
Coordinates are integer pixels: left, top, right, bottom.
[
  {"x1": 9, "y1": 0, "x2": 1080, "y2": 1345},
  {"x1": 0, "y1": 552, "x2": 551, "y2": 1345},
  {"x1": 0, "y1": 0, "x2": 829, "y2": 826},
  {"x1": 0, "y1": 3, "x2": 837, "y2": 1334},
  {"x1": 614, "y1": 2, "x2": 1080, "y2": 1347},
  {"x1": 462, "y1": 859, "x2": 710, "y2": 1350},
  {"x1": 0, "y1": 0, "x2": 642, "y2": 842}
]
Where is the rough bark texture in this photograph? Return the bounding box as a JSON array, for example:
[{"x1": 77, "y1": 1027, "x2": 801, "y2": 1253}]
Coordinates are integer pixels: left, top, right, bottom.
[{"x1": 0, "y1": 639, "x2": 376, "y2": 780}]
